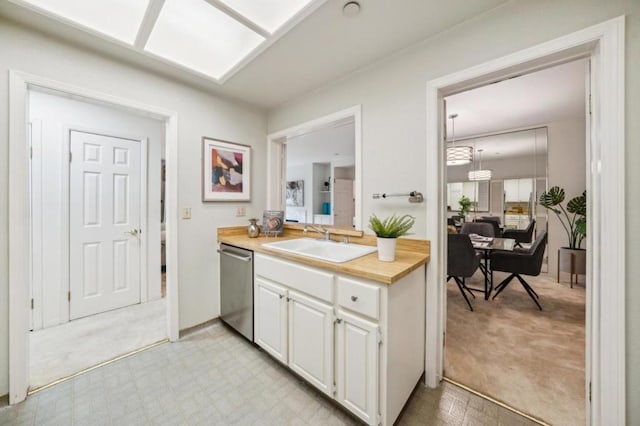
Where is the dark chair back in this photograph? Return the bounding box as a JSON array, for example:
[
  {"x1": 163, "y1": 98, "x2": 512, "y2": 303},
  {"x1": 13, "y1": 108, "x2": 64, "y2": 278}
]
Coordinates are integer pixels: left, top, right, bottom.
[
  {"x1": 481, "y1": 216, "x2": 501, "y2": 225},
  {"x1": 447, "y1": 234, "x2": 481, "y2": 278},
  {"x1": 526, "y1": 230, "x2": 547, "y2": 276},
  {"x1": 522, "y1": 219, "x2": 536, "y2": 241},
  {"x1": 460, "y1": 222, "x2": 495, "y2": 237},
  {"x1": 475, "y1": 219, "x2": 501, "y2": 238}
]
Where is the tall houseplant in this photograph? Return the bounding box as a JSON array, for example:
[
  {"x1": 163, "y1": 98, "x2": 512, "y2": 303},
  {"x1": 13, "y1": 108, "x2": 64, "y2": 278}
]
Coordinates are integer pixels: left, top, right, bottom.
[
  {"x1": 539, "y1": 186, "x2": 586, "y2": 282},
  {"x1": 369, "y1": 213, "x2": 415, "y2": 262},
  {"x1": 458, "y1": 195, "x2": 472, "y2": 221}
]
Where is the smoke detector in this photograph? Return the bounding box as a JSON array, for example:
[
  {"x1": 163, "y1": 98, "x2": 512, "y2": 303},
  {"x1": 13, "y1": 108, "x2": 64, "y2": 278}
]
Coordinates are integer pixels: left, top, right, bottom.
[{"x1": 342, "y1": 1, "x2": 361, "y2": 17}]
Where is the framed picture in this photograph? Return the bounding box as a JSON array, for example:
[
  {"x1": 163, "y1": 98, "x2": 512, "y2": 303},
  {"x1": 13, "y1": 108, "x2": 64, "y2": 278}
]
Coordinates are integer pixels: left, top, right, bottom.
[
  {"x1": 202, "y1": 137, "x2": 251, "y2": 201},
  {"x1": 286, "y1": 180, "x2": 304, "y2": 206},
  {"x1": 262, "y1": 210, "x2": 284, "y2": 236}
]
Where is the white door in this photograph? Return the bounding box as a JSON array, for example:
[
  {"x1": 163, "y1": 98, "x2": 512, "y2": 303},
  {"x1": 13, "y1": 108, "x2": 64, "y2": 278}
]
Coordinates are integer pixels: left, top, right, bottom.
[
  {"x1": 335, "y1": 309, "x2": 380, "y2": 425},
  {"x1": 254, "y1": 277, "x2": 288, "y2": 364},
  {"x1": 288, "y1": 290, "x2": 334, "y2": 396},
  {"x1": 69, "y1": 131, "x2": 142, "y2": 320},
  {"x1": 333, "y1": 178, "x2": 354, "y2": 227}
]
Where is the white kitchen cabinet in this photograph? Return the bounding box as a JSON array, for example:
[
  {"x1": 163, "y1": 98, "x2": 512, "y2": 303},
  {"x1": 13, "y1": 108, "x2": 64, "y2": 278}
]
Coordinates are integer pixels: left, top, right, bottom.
[
  {"x1": 518, "y1": 178, "x2": 533, "y2": 202},
  {"x1": 288, "y1": 290, "x2": 334, "y2": 397},
  {"x1": 504, "y1": 178, "x2": 533, "y2": 202},
  {"x1": 313, "y1": 214, "x2": 333, "y2": 225},
  {"x1": 504, "y1": 179, "x2": 520, "y2": 202},
  {"x1": 462, "y1": 181, "x2": 477, "y2": 201},
  {"x1": 254, "y1": 277, "x2": 288, "y2": 364},
  {"x1": 335, "y1": 309, "x2": 379, "y2": 424},
  {"x1": 254, "y1": 253, "x2": 425, "y2": 426},
  {"x1": 447, "y1": 182, "x2": 462, "y2": 209}
]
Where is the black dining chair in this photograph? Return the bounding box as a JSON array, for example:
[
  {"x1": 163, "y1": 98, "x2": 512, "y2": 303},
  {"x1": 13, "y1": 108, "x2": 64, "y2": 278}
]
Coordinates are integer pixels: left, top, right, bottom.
[
  {"x1": 460, "y1": 222, "x2": 495, "y2": 238},
  {"x1": 475, "y1": 219, "x2": 502, "y2": 238},
  {"x1": 447, "y1": 234, "x2": 482, "y2": 311},
  {"x1": 481, "y1": 216, "x2": 501, "y2": 225},
  {"x1": 502, "y1": 219, "x2": 536, "y2": 248},
  {"x1": 490, "y1": 230, "x2": 548, "y2": 310}
]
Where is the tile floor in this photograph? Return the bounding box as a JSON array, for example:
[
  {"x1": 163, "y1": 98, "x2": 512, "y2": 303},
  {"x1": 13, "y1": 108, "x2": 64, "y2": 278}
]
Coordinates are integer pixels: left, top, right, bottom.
[{"x1": 1, "y1": 322, "x2": 539, "y2": 425}]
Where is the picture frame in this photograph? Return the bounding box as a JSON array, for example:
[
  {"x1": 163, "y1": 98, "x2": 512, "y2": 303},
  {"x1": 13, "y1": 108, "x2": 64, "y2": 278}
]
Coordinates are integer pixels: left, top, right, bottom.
[
  {"x1": 286, "y1": 180, "x2": 304, "y2": 207},
  {"x1": 202, "y1": 137, "x2": 251, "y2": 201},
  {"x1": 262, "y1": 210, "x2": 284, "y2": 236}
]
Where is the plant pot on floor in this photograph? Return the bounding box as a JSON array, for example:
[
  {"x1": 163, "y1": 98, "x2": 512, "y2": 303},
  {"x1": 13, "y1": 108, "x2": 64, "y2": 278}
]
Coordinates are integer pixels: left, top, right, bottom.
[
  {"x1": 558, "y1": 247, "x2": 586, "y2": 287},
  {"x1": 376, "y1": 237, "x2": 397, "y2": 262}
]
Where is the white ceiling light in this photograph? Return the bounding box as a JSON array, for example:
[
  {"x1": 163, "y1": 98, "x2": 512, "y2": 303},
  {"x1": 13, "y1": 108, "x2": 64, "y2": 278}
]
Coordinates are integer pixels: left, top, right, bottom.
[
  {"x1": 145, "y1": 0, "x2": 265, "y2": 80},
  {"x1": 219, "y1": 0, "x2": 316, "y2": 34},
  {"x1": 17, "y1": 0, "x2": 149, "y2": 44},
  {"x1": 468, "y1": 149, "x2": 492, "y2": 181},
  {"x1": 446, "y1": 113, "x2": 473, "y2": 166}
]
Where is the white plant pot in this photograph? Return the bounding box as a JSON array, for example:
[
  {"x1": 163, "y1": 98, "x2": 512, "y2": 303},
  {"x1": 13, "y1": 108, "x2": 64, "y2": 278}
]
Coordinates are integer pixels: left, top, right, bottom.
[
  {"x1": 376, "y1": 237, "x2": 397, "y2": 262},
  {"x1": 559, "y1": 247, "x2": 586, "y2": 275}
]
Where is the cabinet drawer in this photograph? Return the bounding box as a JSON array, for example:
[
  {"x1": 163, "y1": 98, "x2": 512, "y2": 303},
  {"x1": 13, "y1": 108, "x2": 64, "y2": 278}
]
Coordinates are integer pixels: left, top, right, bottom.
[
  {"x1": 255, "y1": 254, "x2": 333, "y2": 302},
  {"x1": 337, "y1": 276, "x2": 380, "y2": 320}
]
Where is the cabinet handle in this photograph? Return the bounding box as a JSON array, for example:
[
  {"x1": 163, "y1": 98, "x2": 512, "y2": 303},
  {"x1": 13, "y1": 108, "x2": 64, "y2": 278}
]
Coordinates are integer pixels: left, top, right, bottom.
[
  {"x1": 286, "y1": 297, "x2": 291, "y2": 302},
  {"x1": 351, "y1": 296, "x2": 358, "y2": 302},
  {"x1": 335, "y1": 318, "x2": 342, "y2": 324},
  {"x1": 279, "y1": 294, "x2": 284, "y2": 299}
]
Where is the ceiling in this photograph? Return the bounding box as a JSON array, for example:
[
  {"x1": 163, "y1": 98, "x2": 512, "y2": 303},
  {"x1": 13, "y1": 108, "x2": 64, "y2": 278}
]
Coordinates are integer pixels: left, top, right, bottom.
[
  {"x1": 0, "y1": 0, "x2": 508, "y2": 108},
  {"x1": 445, "y1": 59, "x2": 587, "y2": 161},
  {"x1": 287, "y1": 121, "x2": 355, "y2": 167}
]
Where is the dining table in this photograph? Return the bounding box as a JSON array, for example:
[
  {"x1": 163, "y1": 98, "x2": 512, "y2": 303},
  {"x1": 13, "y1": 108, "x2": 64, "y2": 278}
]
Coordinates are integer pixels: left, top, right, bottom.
[{"x1": 470, "y1": 236, "x2": 516, "y2": 299}]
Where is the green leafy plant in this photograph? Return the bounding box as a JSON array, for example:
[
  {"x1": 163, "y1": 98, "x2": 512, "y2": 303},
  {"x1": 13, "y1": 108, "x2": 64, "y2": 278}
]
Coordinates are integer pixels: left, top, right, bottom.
[
  {"x1": 539, "y1": 186, "x2": 586, "y2": 249},
  {"x1": 458, "y1": 195, "x2": 472, "y2": 218},
  {"x1": 368, "y1": 213, "x2": 415, "y2": 238}
]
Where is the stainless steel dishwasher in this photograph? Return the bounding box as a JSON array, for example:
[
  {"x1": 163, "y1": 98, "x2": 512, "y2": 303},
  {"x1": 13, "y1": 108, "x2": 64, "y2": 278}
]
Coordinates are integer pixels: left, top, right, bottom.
[{"x1": 219, "y1": 243, "x2": 254, "y2": 341}]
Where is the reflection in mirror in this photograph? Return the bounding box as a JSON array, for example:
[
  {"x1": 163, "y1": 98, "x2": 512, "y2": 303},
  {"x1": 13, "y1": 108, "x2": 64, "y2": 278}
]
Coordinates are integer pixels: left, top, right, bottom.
[
  {"x1": 284, "y1": 119, "x2": 356, "y2": 228},
  {"x1": 446, "y1": 127, "x2": 548, "y2": 269}
]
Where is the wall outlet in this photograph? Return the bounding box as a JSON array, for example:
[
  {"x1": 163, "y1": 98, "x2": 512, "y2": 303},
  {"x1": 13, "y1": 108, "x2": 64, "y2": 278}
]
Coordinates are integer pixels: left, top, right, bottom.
[
  {"x1": 182, "y1": 207, "x2": 191, "y2": 219},
  {"x1": 236, "y1": 207, "x2": 246, "y2": 217}
]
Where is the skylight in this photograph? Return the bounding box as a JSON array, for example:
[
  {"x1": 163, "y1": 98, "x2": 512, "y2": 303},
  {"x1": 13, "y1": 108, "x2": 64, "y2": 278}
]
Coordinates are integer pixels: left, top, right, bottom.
[
  {"x1": 219, "y1": 0, "x2": 316, "y2": 34},
  {"x1": 145, "y1": 0, "x2": 265, "y2": 80},
  {"x1": 11, "y1": 0, "x2": 326, "y2": 82},
  {"x1": 18, "y1": 0, "x2": 149, "y2": 44}
]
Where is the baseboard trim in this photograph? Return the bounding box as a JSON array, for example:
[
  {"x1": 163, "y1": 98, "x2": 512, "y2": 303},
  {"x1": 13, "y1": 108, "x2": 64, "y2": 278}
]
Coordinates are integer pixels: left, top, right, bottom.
[
  {"x1": 178, "y1": 317, "x2": 221, "y2": 338},
  {"x1": 27, "y1": 339, "x2": 169, "y2": 396},
  {"x1": 443, "y1": 376, "x2": 550, "y2": 426}
]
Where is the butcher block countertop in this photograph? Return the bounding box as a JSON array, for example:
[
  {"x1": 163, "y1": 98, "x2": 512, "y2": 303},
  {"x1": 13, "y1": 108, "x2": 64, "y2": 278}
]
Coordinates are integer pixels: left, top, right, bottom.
[{"x1": 218, "y1": 224, "x2": 430, "y2": 285}]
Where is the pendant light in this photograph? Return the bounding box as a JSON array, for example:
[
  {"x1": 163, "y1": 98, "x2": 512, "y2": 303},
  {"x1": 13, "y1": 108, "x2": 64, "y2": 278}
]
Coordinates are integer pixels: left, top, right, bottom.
[
  {"x1": 468, "y1": 148, "x2": 492, "y2": 181},
  {"x1": 446, "y1": 113, "x2": 473, "y2": 166}
]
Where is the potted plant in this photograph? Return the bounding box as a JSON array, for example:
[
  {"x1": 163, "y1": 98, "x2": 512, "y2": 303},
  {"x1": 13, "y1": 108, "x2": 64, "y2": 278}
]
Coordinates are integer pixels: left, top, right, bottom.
[
  {"x1": 368, "y1": 213, "x2": 416, "y2": 262},
  {"x1": 539, "y1": 186, "x2": 586, "y2": 281},
  {"x1": 458, "y1": 195, "x2": 472, "y2": 221}
]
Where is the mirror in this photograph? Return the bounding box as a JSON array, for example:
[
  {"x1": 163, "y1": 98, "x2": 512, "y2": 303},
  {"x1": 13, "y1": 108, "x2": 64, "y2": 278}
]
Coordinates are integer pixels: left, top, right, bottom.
[
  {"x1": 446, "y1": 128, "x2": 548, "y2": 246},
  {"x1": 284, "y1": 119, "x2": 356, "y2": 228}
]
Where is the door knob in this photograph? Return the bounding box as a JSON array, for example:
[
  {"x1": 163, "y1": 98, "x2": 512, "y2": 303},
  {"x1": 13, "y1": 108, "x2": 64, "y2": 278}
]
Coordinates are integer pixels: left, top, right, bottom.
[{"x1": 126, "y1": 229, "x2": 139, "y2": 236}]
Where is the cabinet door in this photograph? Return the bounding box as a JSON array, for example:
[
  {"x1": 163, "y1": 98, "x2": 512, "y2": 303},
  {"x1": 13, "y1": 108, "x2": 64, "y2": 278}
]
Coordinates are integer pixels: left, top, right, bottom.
[
  {"x1": 335, "y1": 309, "x2": 380, "y2": 425},
  {"x1": 447, "y1": 183, "x2": 463, "y2": 209},
  {"x1": 462, "y1": 181, "x2": 477, "y2": 202},
  {"x1": 254, "y1": 277, "x2": 288, "y2": 364},
  {"x1": 287, "y1": 290, "x2": 334, "y2": 396},
  {"x1": 504, "y1": 179, "x2": 519, "y2": 202},
  {"x1": 518, "y1": 178, "x2": 533, "y2": 202}
]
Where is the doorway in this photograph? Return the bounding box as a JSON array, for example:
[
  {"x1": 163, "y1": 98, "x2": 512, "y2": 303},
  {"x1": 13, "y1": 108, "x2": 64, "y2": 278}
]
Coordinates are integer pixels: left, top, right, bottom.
[
  {"x1": 442, "y1": 59, "x2": 587, "y2": 425},
  {"x1": 9, "y1": 71, "x2": 180, "y2": 404},
  {"x1": 27, "y1": 89, "x2": 167, "y2": 390},
  {"x1": 424, "y1": 17, "x2": 625, "y2": 425}
]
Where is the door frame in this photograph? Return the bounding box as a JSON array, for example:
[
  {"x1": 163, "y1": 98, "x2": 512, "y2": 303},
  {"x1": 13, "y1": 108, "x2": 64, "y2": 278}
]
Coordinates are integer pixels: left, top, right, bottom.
[
  {"x1": 9, "y1": 70, "x2": 181, "y2": 404},
  {"x1": 424, "y1": 16, "x2": 625, "y2": 425}
]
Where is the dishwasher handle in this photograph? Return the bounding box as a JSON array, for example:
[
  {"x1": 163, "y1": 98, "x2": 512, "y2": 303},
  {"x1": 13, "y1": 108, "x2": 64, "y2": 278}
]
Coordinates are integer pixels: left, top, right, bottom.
[{"x1": 218, "y1": 248, "x2": 252, "y2": 262}]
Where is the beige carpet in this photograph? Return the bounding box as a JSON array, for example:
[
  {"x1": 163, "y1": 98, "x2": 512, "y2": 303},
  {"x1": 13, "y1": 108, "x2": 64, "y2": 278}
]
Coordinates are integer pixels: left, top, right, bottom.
[
  {"x1": 445, "y1": 271, "x2": 585, "y2": 425},
  {"x1": 30, "y1": 298, "x2": 167, "y2": 389}
]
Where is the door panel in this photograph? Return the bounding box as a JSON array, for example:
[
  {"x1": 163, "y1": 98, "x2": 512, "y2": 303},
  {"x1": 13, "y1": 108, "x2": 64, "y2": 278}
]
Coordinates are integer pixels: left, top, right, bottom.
[
  {"x1": 70, "y1": 131, "x2": 141, "y2": 320},
  {"x1": 333, "y1": 178, "x2": 354, "y2": 227},
  {"x1": 288, "y1": 290, "x2": 334, "y2": 396},
  {"x1": 254, "y1": 277, "x2": 288, "y2": 364}
]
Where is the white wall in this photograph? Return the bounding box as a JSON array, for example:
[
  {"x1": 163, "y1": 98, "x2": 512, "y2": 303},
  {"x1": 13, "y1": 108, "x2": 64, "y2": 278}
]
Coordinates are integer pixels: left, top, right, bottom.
[
  {"x1": 267, "y1": 1, "x2": 640, "y2": 422},
  {"x1": 29, "y1": 90, "x2": 164, "y2": 329},
  {"x1": 0, "y1": 18, "x2": 267, "y2": 394}
]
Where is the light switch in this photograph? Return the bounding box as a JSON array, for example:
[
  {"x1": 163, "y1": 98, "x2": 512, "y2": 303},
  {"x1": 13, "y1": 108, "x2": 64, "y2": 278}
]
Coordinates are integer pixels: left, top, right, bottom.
[
  {"x1": 182, "y1": 207, "x2": 191, "y2": 219},
  {"x1": 236, "y1": 207, "x2": 246, "y2": 217}
]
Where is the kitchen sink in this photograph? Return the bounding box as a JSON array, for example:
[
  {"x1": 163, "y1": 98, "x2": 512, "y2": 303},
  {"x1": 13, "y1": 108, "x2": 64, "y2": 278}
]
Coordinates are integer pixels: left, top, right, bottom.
[{"x1": 261, "y1": 238, "x2": 377, "y2": 263}]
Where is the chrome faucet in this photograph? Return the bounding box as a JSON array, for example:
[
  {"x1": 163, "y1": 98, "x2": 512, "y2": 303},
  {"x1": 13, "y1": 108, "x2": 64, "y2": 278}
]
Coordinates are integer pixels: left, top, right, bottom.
[{"x1": 303, "y1": 223, "x2": 330, "y2": 241}]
